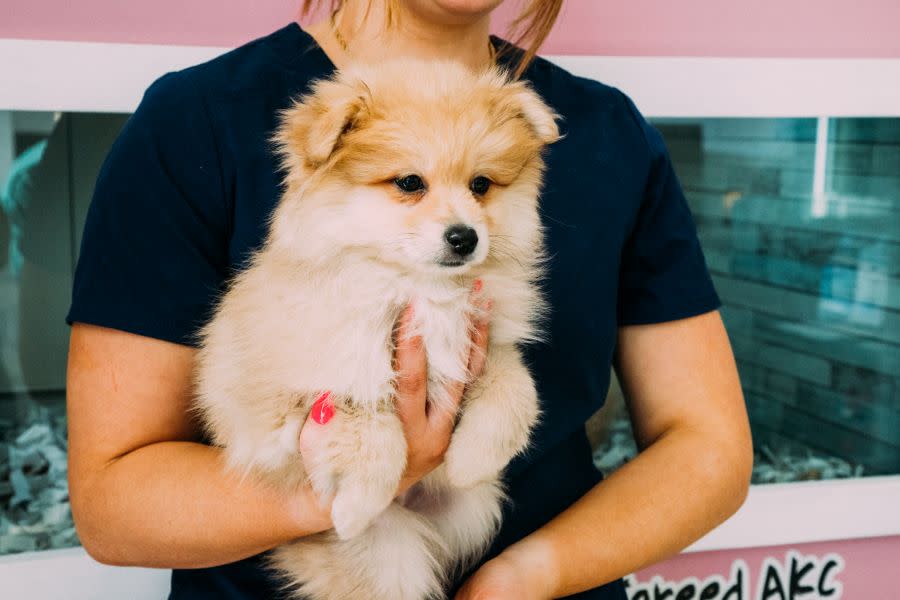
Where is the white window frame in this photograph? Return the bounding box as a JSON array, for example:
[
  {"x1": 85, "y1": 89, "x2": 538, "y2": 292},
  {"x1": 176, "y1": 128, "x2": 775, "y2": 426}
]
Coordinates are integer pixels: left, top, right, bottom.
[
  {"x1": 3, "y1": 39, "x2": 900, "y2": 116},
  {"x1": 1, "y1": 38, "x2": 899, "y2": 596}
]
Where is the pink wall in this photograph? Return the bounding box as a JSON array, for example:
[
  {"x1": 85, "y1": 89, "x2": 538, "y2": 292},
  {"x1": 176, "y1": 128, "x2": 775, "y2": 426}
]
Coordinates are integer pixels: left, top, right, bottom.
[
  {"x1": 2, "y1": 0, "x2": 899, "y2": 57},
  {"x1": 4, "y1": 0, "x2": 898, "y2": 597}
]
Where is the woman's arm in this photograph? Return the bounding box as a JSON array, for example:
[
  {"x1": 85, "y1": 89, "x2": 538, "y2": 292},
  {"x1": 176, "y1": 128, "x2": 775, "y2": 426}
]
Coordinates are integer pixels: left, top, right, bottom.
[
  {"x1": 67, "y1": 323, "x2": 333, "y2": 568},
  {"x1": 456, "y1": 309, "x2": 753, "y2": 599},
  {"x1": 68, "y1": 309, "x2": 488, "y2": 569}
]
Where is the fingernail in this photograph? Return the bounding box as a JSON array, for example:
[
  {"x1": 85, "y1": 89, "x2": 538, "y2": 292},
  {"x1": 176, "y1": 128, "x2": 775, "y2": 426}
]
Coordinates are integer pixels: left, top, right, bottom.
[
  {"x1": 472, "y1": 279, "x2": 483, "y2": 293},
  {"x1": 311, "y1": 391, "x2": 334, "y2": 425}
]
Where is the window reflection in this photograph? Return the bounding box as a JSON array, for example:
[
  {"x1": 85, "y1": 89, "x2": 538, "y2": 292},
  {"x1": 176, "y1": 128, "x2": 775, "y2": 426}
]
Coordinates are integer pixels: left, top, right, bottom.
[
  {"x1": 0, "y1": 111, "x2": 127, "y2": 554},
  {"x1": 0, "y1": 112, "x2": 896, "y2": 556},
  {"x1": 593, "y1": 117, "x2": 900, "y2": 485}
]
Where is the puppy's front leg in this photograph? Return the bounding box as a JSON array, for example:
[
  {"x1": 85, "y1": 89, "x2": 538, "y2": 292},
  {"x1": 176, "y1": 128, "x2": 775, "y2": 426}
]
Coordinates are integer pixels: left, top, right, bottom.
[
  {"x1": 444, "y1": 345, "x2": 540, "y2": 488},
  {"x1": 303, "y1": 402, "x2": 407, "y2": 540}
]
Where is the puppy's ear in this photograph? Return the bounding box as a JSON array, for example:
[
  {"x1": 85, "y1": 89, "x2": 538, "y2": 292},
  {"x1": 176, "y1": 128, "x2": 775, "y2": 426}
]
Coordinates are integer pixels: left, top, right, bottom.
[
  {"x1": 276, "y1": 76, "x2": 370, "y2": 172},
  {"x1": 492, "y1": 80, "x2": 561, "y2": 145}
]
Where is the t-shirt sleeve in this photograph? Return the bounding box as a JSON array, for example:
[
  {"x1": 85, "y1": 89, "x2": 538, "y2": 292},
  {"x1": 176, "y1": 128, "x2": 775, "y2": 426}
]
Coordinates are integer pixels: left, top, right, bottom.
[
  {"x1": 616, "y1": 94, "x2": 721, "y2": 326},
  {"x1": 66, "y1": 71, "x2": 230, "y2": 346}
]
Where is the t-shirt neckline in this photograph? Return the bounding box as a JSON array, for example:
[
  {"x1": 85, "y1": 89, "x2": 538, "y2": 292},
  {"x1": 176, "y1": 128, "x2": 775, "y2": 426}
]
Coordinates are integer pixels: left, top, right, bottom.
[
  {"x1": 281, "y1": 20, "x2": 516, "y2": 75},
  {"x1": 285, "y1": 21, "x2": 337, "y2": 72}
]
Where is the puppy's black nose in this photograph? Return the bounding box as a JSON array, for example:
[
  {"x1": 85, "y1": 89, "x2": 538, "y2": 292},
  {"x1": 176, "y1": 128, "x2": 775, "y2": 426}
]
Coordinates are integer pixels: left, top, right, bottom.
[{"x1": 444, "y1": 224, "x2": 478, "y2": 257}]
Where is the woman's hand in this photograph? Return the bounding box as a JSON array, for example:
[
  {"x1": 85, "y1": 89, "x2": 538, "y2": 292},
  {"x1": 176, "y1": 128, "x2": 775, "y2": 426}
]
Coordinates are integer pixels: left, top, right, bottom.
[
  {"x1": 455, "y1": 540, "x2": 558, "y2": 600},
  {"x1": 393, "y1": 297, "x2": 490, "y2": 494},
  {"x1": 298, "y1": 285, "x2": 491, "y2": 514}
]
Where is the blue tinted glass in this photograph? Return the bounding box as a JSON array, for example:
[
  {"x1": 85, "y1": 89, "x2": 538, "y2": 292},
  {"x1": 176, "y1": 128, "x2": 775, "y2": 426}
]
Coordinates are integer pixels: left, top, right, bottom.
[
  {"x1": 594, "y1": 117, "x2": 900, "y2": 485},
  {"x1": 0, "y1": 111, "x2": 127, "y2": 555},
  {"x1": 2, "y1": 112, "x2": 898, "y2": 557}
]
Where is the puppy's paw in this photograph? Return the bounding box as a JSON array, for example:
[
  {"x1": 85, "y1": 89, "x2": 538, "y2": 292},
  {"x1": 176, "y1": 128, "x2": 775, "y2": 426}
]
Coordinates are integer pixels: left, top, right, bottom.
[
  {"x1": 331, "y1": 482, "x2": 394, "y2": 540},
  {"x1": 444, "y1": 438, "x2": 506, "y2": 489}
]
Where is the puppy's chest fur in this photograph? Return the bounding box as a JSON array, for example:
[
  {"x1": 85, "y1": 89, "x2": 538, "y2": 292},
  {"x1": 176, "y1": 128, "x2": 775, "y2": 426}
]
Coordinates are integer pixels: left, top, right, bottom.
[{"x1": 206, "y1": 253, "x2": 503, "y2": 415}]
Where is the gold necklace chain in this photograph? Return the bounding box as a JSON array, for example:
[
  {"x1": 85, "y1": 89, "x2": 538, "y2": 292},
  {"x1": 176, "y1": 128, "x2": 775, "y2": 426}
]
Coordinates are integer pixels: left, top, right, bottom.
[{"x1": 329, "y1": 7, "x2": 496, "y2": 65}]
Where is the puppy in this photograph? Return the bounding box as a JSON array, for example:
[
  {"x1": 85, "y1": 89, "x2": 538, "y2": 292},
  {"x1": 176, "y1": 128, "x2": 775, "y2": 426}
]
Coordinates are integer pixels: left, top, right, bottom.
[{"x1": 194, "y1": 58, "x2": 559, "y2": 600}]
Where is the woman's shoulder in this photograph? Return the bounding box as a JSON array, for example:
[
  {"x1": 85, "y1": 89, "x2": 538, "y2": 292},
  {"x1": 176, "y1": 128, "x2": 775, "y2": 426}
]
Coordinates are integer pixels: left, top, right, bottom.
[
  {"x1": 135, "y1": 23, "x2": 331, "y2": 124},
  {"x1": 526, "y1": 55, "x2": 662, "y2": 164},
  {"x1": 526, "y1": 55, "x2": 632, "y2": 118}
]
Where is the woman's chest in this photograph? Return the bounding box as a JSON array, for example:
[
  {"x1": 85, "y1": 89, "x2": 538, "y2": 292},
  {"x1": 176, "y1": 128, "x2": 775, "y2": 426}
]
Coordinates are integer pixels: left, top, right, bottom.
[{"x1": 221, "y1": 103, "x2": 643, "y2": 383}]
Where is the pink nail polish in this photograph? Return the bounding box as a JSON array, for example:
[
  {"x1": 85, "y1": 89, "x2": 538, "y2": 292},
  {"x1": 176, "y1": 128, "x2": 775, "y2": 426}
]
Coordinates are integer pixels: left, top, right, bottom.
[
  {"x1": 311, "y1": 391, "x2": 334, "y2": 425},
  {"x1": 472, "y1": 279, "x2": 483, "y2": 293}
]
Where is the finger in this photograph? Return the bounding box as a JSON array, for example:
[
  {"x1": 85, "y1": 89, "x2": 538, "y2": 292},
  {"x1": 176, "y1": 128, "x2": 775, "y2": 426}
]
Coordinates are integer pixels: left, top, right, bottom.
[
  {"x1": 393, "y1": 304, "x2": 428, "y2": 430},
  {"x1": 298, "y1": 391, "x2": 334, "y2": 456},
  {"x1": 427, "y1": 391, "x2": 461, "y2": 435},
  {"x1": 429, "y1": 295, "x2": 491, "y2": 432},
  {"x1": 467, "y1": 305, "x2": 490, "y2": 379}
]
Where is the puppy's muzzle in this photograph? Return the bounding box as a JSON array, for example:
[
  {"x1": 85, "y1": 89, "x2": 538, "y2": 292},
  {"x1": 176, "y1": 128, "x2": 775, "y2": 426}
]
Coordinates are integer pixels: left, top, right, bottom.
[{"x1": 444, "y1": 224, "x2": 478, "y2": 259}]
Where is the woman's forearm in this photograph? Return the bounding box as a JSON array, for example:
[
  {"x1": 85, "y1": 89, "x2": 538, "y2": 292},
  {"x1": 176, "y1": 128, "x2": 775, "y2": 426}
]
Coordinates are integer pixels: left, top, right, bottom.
[
  {"x1": 70, "y1": 441, "x2": 331, "y2": 569},
  {"x1": 505, "y1": 427, "x2": 753, "y2": 598},
  {"x1": 66, "y1": 314, "x2": 488, "y2": 573}
]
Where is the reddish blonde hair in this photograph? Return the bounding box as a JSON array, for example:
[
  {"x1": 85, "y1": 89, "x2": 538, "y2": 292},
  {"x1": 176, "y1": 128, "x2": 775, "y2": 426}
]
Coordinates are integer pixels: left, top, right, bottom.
[{"x1": 300, "y1": 0, "x2": 563, "y2": 78}]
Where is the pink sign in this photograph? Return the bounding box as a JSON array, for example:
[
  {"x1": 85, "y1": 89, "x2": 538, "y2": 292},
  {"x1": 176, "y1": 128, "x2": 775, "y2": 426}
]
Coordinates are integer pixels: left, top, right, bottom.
[{"x1": 632, "y1": 536, "x2": 900, "y2": 599}]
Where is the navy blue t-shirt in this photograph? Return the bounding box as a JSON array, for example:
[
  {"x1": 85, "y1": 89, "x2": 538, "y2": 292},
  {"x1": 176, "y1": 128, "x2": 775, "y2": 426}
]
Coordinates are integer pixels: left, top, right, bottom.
[{"x1": 67, "y1": 23, "x2": 720, "y2": 600}]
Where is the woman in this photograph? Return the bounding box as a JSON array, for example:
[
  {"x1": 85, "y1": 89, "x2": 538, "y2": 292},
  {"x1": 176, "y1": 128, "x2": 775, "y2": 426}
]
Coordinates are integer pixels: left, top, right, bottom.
[{"x1": 65, "y1": 1, "x2": 753, "y2": 598}]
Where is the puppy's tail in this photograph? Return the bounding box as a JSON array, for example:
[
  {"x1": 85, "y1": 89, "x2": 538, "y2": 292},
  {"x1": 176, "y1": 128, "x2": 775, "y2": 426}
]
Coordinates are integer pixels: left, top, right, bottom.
[{"x1": 269, "y1": 503, "x2": 447, "y2": 600}]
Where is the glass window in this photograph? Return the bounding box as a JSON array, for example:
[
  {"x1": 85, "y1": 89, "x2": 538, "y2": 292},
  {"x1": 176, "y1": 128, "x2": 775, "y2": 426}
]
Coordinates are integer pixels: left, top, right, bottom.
[
  {"x1": 593, "y1": 117, "x2": 900, "y2": 486},
  {"x1": 1, "y1": 112, "x2": 897, "y2": 556},
  {"x1": 0, "y1": 111, "x2": 127, "y2": 554}
]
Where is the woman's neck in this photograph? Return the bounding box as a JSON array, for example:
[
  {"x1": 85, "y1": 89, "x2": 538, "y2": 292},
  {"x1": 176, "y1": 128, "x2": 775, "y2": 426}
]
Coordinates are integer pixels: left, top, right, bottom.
[{"x1": 304, "y1": 1, "x2": 493, "y2": 71}]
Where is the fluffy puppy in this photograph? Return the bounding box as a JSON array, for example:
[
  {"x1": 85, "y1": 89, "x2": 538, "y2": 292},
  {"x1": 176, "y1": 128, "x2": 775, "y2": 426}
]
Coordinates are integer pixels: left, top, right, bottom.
[{"x1": 194, "y1": 58, "x2": 559, "y2": 600}]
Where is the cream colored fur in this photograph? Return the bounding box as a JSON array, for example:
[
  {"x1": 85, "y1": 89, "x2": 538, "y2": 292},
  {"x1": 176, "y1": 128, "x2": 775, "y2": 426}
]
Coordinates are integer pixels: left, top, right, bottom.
[{"x1": 194, "y1": 59, "x2": 559, "y2": 600}]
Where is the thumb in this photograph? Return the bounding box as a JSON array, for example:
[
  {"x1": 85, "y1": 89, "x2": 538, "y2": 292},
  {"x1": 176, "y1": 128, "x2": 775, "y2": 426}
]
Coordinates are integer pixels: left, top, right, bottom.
[{"x1": 298, "y1": 391, "x2": 334, "y2": 456}]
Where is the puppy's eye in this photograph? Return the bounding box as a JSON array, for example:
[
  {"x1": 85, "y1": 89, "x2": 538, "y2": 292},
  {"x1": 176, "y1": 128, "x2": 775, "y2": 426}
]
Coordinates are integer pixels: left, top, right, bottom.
[
  {"x1": 470, "y1": 176, "x2": 492, "y2": 196},
  {"x1": 395, "y1": 174, "x2": 426, "y2": 193}
]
